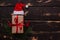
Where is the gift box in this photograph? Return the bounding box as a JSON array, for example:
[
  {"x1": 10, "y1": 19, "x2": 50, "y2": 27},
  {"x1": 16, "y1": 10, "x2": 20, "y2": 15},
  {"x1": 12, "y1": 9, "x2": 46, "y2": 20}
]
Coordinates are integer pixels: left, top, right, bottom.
[{"x1": 12, "y1": 15, "x2": 24, "y2": 33}]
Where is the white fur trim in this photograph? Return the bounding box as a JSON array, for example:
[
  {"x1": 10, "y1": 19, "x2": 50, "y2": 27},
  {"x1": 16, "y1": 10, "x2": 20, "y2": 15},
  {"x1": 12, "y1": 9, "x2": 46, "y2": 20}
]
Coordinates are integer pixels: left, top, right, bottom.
[{"x1": 13, "y1": 10, "x2": 24, "y2": 15}]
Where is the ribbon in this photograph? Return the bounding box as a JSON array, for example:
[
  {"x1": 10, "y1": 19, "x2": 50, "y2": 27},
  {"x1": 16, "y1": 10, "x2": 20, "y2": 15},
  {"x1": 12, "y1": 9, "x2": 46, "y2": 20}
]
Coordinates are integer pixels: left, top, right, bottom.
[
  {"x1": 8, "y1": 15, "x2": 30, "y2": 33},
  {"x1": 14, "y1": 15, "x2": 24, "y2": 33},
  {"x1": 8, "y1": 15, "x2": 24, "y2": 33}
]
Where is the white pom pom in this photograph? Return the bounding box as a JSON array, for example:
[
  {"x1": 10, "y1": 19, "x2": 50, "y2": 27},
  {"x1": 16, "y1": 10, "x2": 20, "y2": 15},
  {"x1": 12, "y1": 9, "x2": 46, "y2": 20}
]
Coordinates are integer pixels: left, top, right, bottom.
[{"x1": 25, "y1": 5, "x2": 28, "y2": 8}]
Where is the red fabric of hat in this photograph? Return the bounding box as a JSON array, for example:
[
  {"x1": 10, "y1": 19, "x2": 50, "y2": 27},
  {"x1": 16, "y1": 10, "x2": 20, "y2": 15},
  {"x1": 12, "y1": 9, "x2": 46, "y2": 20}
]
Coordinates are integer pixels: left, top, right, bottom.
[{"x1": 14, "y1": 3, "x2": 25, "y2": 11}]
